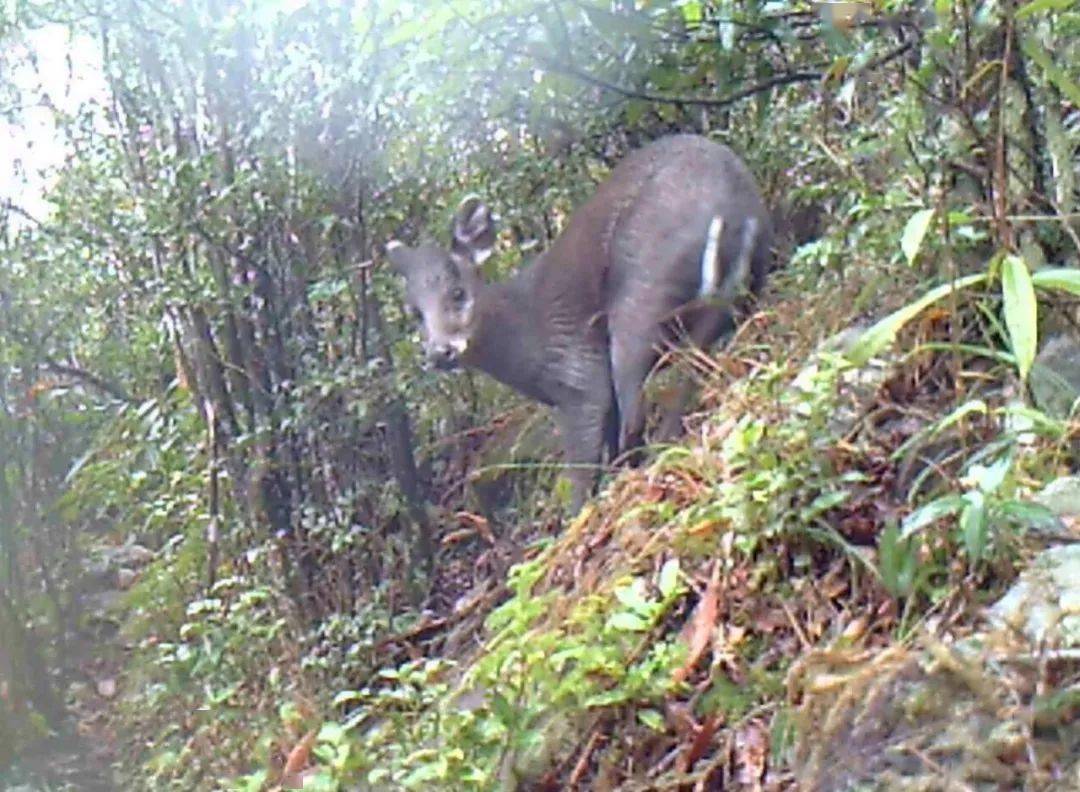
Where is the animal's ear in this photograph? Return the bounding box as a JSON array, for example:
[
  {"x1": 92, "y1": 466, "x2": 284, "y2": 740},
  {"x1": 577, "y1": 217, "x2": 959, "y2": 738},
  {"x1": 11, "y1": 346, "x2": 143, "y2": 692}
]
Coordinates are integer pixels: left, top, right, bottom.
[
  {"x1": 385, "y1": 240, "x2": 410, "y2": 275},
  {"x1": 450, "y1": 195, "x2": 495, "y2": 264}
]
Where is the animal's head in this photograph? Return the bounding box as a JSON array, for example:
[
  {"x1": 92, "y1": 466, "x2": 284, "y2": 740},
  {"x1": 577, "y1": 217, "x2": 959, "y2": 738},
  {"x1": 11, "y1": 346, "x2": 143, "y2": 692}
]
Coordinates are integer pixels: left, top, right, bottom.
[{"x1": 386, "y1": 196, "x2": 496, "y2": 370}]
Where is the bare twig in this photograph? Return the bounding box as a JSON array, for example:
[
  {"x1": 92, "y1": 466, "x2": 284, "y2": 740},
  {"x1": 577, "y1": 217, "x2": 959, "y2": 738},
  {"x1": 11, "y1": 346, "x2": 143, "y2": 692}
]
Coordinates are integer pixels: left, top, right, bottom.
[
  {"x1": 539, "y1": 56, "x2": 822, "y2": 109},
  {"x1": 39, "y1": 360, "x2": 132, "y2": 402},
  {"x1": 993, "y1": 10, "x2": 1015, "y2": 249}
]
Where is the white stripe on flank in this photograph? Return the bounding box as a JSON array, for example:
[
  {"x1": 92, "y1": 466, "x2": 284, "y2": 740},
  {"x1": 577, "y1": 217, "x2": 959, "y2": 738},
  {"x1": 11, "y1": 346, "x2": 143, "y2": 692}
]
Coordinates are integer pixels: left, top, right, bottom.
[
  {"x1": 698, "y1": 215, "x2": 725, "y2": 297},
  {"x1": 721, "y1": 217, "x2": 759, "y2": 300}
]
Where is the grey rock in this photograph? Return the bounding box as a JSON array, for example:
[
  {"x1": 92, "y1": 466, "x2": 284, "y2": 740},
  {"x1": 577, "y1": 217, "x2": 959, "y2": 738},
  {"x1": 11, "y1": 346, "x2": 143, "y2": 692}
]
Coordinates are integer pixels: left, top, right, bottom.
[
  {"x1": 1034, "y1": 475, "x2": 1080, "y2": 517},
  {"x1": 986, "y1": 543, "x2": 1080, "y2": 646},
  {"x1": 1029, "y1": 334, "x2": 1080, "y2": 418},
  {"x1": 81, "y1": 590, "x2": 124, "y2": 617},
  {"x1": 107, "y1": 542, "x2": 154, "y2": 567}
]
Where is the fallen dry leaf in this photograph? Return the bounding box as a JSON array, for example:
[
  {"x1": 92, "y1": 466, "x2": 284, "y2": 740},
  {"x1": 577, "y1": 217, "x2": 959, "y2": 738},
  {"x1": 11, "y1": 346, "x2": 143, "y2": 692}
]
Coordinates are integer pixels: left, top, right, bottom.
[
  {"x1": 679, "y1": 714, "x2": 721, "y2": 773},
  {"x1": 281, "y1": 728, "x2": 318, "y2": 788},
  {"x1": 674, "y1": 561, "x2": 721, "y2": 684},
  {"x1": 441, "y1": 527, "x2": 479, "y2": 546}
]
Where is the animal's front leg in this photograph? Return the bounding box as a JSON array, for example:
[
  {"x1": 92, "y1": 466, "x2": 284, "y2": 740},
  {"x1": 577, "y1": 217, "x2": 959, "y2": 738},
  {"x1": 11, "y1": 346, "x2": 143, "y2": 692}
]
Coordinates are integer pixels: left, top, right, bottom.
[{"x1": 555, "y1": 399, "x2": 611, "y2": 513}]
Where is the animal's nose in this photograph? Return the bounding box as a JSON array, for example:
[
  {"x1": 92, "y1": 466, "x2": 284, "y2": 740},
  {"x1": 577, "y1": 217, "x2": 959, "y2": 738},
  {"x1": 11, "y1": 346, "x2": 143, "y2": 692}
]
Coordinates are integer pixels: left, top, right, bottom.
[{"x1": 426, "y1": 344, "x2": 459, "y2": 370}]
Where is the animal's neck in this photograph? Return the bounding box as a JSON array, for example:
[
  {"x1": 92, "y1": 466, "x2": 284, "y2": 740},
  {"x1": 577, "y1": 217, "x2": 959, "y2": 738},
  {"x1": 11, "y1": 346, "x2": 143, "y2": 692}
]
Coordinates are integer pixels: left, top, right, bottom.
[{"x1": 465, "y1": 274, "x2": 551, "y2": 404}]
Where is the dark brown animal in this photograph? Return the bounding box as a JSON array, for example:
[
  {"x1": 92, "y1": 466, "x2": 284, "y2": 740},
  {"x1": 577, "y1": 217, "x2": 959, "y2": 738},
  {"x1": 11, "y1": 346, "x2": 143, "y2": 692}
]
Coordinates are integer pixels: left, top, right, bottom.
[{"x1": 387, "y1": 134, "x2": 771, "y2": 510}]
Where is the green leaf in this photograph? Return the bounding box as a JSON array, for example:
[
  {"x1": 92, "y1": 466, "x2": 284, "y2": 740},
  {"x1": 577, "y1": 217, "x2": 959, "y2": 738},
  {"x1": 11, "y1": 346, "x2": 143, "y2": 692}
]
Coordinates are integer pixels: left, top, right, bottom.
[
  {"x1": 998, "y1": 500, "x2": 1063, "y2": 532},
  {"x1": 317, "y1": 721, "x2": 346, "y2": 744},
  {"x1": 878, "y1": 522, "x2": 918, "y2": 598},
  {"x1": 607, "y1": 611, "x2": 650, "y2": 632},
  {"x1": 901, "y1": 208, "x2": 935, "y2": 266},
  {"x1": 892, "y1": 399, "x2": 988, "y2": 461},
  {"x1": 966, "y1": 454, "x2": 1011, "y2": 495},
  {"x1": 680, "y1": 1, "x2": 703, "y2": 26},
  {"x1": 846, "y1": 273, "x2": 987, "y2": 365},
  {"x1": 625, "y1": 100, "x2": 649, "y2": 126},
  {"x1": 1022, "y1": 36, "x2": 1080, "y2": 106},
  {"x1": 490, "y1": 692, "x2": 515, "y2": 726},
  {"x1": 902, "y1": 494, "x2": 966, "y2": 538},
  {"x1": 400, "y1": 758, "x2": 446, "y2": 786},
  {"x1": 800, "y1": 490, "x2": 849, "y2": 520},
  {"x1": 235, "y1": 770, "x2": 269, "y2": 792},
  {"x1": 1032, "y1": 267, "x2": 1080, "y2": 296},
  {"x1": 1016, "y1": 0, "x2": 1077, "y2": 20},
  {"x1": 658, "y1": 558, "x2": 680, "y2": 599},
  {"x1": 960, "y1": 490, "x2": 988, "y2": 563},
  {"x1": 638, "y1": 709, "x2": 666, "y2": 732},
  {"x1": 1001, "y1": 254, "x2": 1037, "y2": 381},
  {"x1": 613, "y1": 579, "x2": 650, "y2": 612},
  {"x1": 331, "y1": 690, "x2": 364, "y2": 707}
]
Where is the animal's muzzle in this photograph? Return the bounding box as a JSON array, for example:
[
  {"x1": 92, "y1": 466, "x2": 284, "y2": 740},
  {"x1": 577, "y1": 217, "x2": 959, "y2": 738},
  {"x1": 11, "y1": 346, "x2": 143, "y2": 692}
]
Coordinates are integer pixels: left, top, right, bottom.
[{"x1": 425, "y1": 344, "x2": 461, "y2": 370}]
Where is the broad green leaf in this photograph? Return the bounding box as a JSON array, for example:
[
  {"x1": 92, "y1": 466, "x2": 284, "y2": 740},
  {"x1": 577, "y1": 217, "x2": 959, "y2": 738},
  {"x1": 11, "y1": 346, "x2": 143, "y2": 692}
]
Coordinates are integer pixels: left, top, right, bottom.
[
  {"x1": 961, "y1": 490, "x2": 988, "y2": 563},
  {"x1": 625, "y1": 100, "x2": 648, "y2": 126},
  {"x1": 680, "y1": 1, "x2": 703, "y2": 26},
  {"x1": 902, "y1": 494, "x2": 966, "y2": 538},
  {"x1": 901, "y1": 208, "x2": 935, "y2": 266},
  {"x1": 638, "y1": 709, "x2": 666, "y2": 732},
  {"x1": 1001, "y1": 254, "x2": 1037, "y2": 381},
  {"x1": 1003, "y1": 403, "x2": 1067, "y2": 436},
  {"x1": 878, "y1": 522, "x2": 918, "y2": 598},
  {"x1": 490, "y1": 692, "x2": 515, "y2": 725},
  {"x1": 608, "y1": 611, "x2": 650, "y2": 632},
  {"x1": 400, "y1": 757, "x2": 446, "y2": 786},
  {"x1": 966, "y1": 454, "x2": 1011, "y2": 495},
  {"x1": 998, "y1": 500, "x2": 1063, "y2": 532},
  {"x1": 846, "y1": 273, "x2": 987, "y2": 365},
  {"x1": 317, "y1": 721, "x2": 346, "y2": 743},
  {"x1": 1032, "y1": 267, "x2": 1080, "y2": 296},
  {"x1": 892, "y1": 399, "x2": 988, "y2": 462},
  {"x1": 800, "y1": 490, "x2": 849, "y2": 520},
  {"x1": 1022, "y1": 36, "x2": 1080, "y2": 106},
  {"x1": 1016, "y1": 0, "x2": 1077, "y2": 19},
  {"x1": 658, "y1": 558, "x2": 680, "y2": 599},
  {"x1": 613, "y1": 579, "x2": 650, "y2": 611},
  {"x1": 331, "y1": 690, "x2": 364, "y2": 707}
]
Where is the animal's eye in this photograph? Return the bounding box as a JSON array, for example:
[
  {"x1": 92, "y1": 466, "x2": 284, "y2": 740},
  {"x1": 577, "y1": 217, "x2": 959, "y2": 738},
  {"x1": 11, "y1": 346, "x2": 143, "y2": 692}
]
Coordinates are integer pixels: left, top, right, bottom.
[{"x1": 450, "y1": 287, "x2": 467, "y2": 305}]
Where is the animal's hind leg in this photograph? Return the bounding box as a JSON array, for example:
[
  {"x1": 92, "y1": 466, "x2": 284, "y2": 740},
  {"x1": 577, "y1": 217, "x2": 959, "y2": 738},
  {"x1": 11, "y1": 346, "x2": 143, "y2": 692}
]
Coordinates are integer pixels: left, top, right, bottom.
[
  {"x1": 603, "y1": 398, "x2": 620, "y2": 464},
  {"x1": 656, "y1": 308, "x2": 736, "y2": 442},
  {"x1": 609, "y1": 325, "x2": 662, "y2": 465}
]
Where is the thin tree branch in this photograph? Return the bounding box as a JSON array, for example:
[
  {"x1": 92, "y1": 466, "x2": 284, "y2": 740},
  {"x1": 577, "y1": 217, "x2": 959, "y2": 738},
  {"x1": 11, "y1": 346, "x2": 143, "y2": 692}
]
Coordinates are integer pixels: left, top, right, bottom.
[
  {"x1": 39, "y1": 360, "x2": 132, "y2": 402},
  {"x1": 539, "y1": 56, "x2": 823, "y2": 109},
  {"x1": 445, "y1": 3, "x2": 824, "y2": 111},
  {"x1": 859, "y1": 36, "x2": 918, "y2": 74},
  {"x1": 530, "y1": 11, "x2": 922, "y2": 110}
]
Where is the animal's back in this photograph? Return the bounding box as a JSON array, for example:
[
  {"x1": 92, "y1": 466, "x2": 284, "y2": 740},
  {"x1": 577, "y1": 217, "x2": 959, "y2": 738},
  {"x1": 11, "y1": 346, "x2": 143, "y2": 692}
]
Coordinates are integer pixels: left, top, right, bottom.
[
  {"x1": 610, "y1": 136, "x2": 770, "y2": 313},
  {"x1": 537, "y1": 135, "x2": 771, "y2": 325}
]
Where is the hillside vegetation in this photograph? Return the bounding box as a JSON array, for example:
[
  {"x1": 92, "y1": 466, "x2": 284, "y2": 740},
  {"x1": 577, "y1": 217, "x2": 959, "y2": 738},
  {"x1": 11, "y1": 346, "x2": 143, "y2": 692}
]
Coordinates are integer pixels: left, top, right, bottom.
[{"x1": 1, "y1": 1, "x2": 1078, "y2": 790}]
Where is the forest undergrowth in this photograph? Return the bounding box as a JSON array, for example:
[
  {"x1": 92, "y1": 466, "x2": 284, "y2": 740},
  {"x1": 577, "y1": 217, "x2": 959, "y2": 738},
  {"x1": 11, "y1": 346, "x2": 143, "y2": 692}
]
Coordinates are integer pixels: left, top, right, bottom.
[{"x1": 2, "y1": 2, "x2": 1078, "y2": 790}]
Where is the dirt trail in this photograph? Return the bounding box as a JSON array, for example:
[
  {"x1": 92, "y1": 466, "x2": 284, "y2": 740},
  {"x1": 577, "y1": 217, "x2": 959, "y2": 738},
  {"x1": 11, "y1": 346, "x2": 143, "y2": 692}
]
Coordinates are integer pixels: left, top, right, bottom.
[{"x1": 13, "y1": 728, "x2": 117, "y2": 791}]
